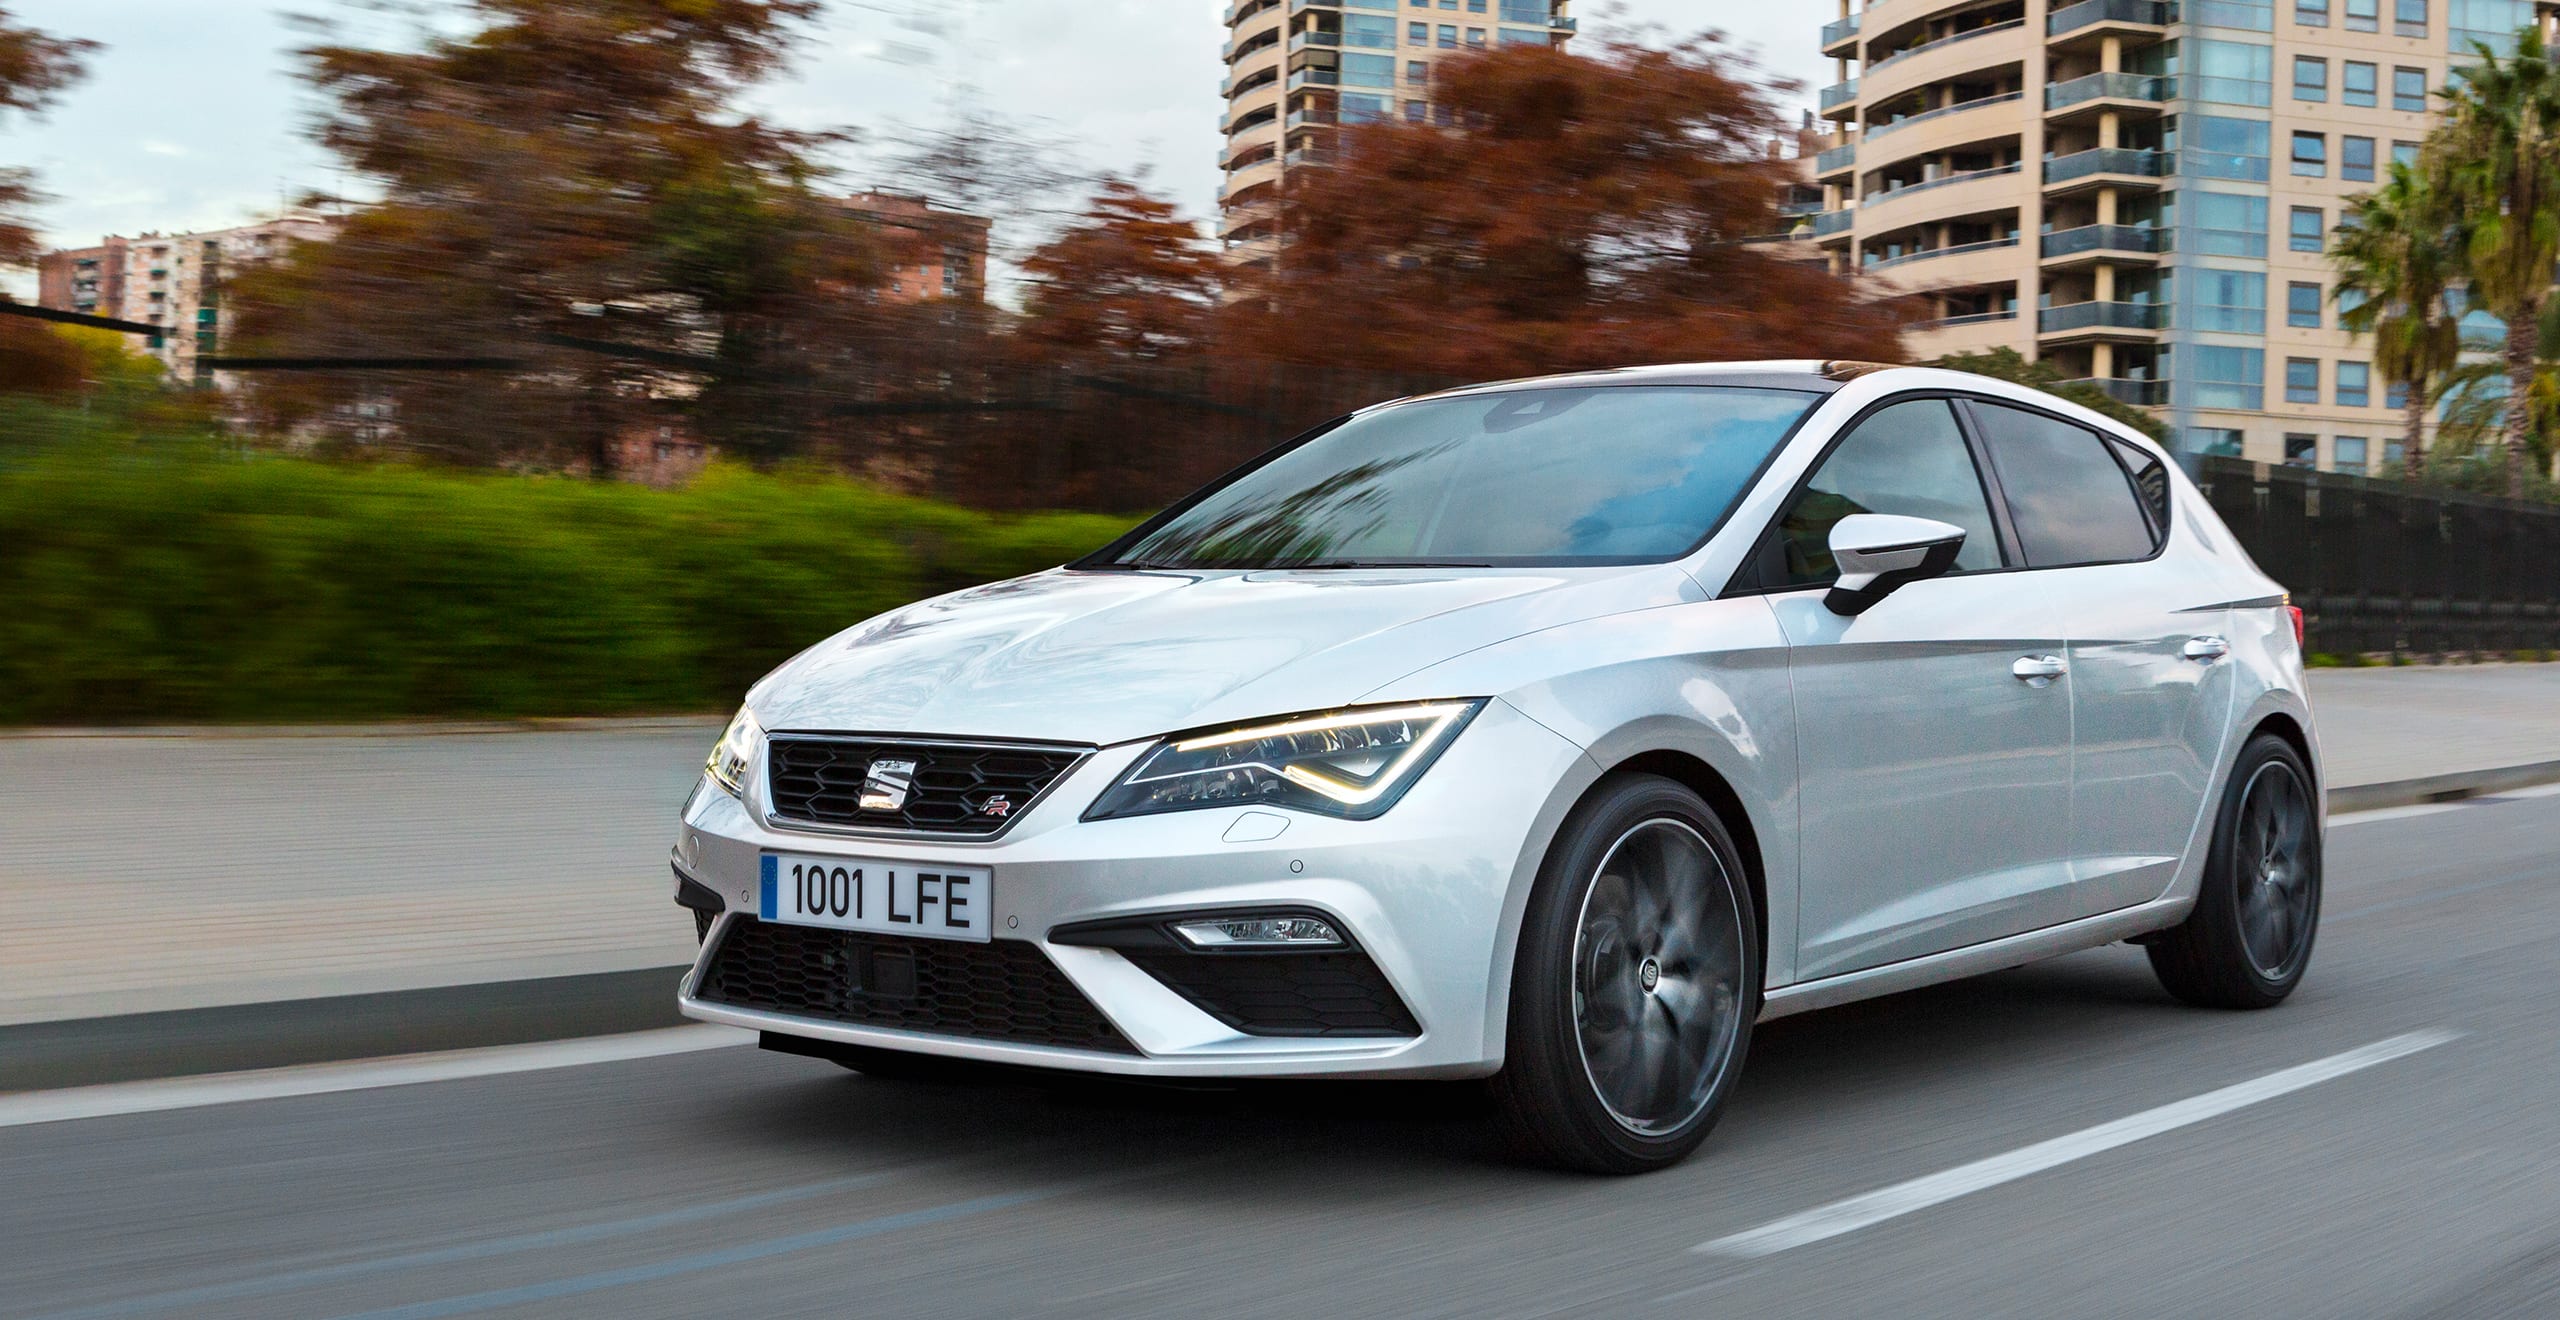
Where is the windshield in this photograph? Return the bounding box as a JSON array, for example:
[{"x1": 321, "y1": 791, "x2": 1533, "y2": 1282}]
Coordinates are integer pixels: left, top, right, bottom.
[{"x1": 1092, "y1": 385, "x2": 1823, "y2": 569}]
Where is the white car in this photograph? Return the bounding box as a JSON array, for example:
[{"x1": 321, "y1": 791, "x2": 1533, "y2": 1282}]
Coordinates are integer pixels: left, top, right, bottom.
[{"x1": 672, "y1": 361, "x2": 2322, "y2": 1173}]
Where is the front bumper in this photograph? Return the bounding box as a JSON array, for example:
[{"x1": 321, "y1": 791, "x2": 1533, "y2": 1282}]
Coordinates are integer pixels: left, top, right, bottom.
[{"x1": 672, "y1": 698, "x2": 1592, "y2": 1079}]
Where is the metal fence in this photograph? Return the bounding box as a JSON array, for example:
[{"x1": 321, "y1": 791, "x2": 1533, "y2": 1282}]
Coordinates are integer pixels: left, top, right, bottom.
[{"x1": 2193, "y1": 457, "x2": 2560, "y2": 656}]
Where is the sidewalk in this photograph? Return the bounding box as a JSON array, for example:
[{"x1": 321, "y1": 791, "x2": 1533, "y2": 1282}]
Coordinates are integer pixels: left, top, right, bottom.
[{"x1": 1, "y1": 666, "x2": 2553, "y2": 1037}]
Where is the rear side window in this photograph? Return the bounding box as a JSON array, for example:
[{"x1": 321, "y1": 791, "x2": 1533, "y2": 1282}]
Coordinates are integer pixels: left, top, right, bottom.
[
  {"x1": 1969, "y1": 402, "x2": 2157, "y2": 567},
  {"x1": 2106, "y1": 436, "x2": 2173, "y2": 539},
  {"x1": 1772, "y1": 398, "x2": 2006, "y2": 586}
]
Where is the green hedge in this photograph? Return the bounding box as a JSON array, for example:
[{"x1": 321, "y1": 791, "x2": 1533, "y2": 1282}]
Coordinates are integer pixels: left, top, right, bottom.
[{"x1": 0, "y1": 439, "x2": 1130, "y2": 725}]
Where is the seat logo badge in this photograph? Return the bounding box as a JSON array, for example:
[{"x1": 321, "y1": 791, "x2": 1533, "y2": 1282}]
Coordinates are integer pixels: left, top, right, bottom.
[
  {"x1": 859, "y1": 759, "x2": 918, "y2": 812},
  {"x1": 1639, "y1": 957, "x2": 1662, "y2": 994},
  {"x1": 980, "y1": 795, "x2": 1013, "y2": 818}
]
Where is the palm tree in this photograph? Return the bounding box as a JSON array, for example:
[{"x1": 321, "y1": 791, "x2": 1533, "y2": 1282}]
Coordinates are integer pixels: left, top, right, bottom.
[
  {"x1": 2436, "y1": 26, "x2": 2560, "y2": 496},
  {"x1": 2333, "y1": 161, "x2": 2462, "y2": 481}
]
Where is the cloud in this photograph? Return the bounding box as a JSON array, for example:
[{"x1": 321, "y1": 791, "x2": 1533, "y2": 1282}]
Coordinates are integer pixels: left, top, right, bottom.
[{"x1": 140, "y1": 140, "x2": 188, "y2": 157}]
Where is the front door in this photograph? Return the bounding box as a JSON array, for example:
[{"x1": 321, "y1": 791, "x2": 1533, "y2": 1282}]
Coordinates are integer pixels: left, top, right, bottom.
[{"x1": 1753, "y1": 397, "x2": 2078, "y2": 982}]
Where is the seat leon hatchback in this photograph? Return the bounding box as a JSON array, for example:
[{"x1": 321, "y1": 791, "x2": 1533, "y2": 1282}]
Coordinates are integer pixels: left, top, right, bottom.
[{"x1": 673, "y1": 361, "x2": 2322, "y2": 1173}]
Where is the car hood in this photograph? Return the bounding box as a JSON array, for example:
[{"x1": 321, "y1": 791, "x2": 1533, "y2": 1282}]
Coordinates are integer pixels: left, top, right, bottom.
[{"x1": 749, "y1": 564, "x2": 1703, "y2": 746}]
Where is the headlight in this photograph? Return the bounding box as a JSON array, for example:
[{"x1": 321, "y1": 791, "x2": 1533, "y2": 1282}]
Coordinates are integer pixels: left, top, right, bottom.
[
  {"x1": 705, "y1": 707, "x2": 763, "y2": 797},
  {"x1": 1084, "y1": 700, "x2": 1483, "y2": 822}
]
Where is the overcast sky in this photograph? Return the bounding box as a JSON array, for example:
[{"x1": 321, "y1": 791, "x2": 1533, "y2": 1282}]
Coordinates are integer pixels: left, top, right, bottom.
[{"x1": 0, "y1": 1, "x2": 1829, "y2": 292}]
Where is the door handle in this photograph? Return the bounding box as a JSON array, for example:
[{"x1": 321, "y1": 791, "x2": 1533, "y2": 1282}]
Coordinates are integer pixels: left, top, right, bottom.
[
  {"x1": 2183, "y1": 635, "x2": 2231, "y2": 663},
  {"x1": 2012, "y1": 654, "x2": 2068, "y2": 683}
]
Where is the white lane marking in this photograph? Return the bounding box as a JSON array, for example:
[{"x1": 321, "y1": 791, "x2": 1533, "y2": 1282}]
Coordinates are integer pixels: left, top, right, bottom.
[
  {"x1": 1693, "y1": 1028, "x2": 2462, "y2": 1259},
  {"x1": 0, "y1": 1025, "x2": 751, "y2": 1129}
]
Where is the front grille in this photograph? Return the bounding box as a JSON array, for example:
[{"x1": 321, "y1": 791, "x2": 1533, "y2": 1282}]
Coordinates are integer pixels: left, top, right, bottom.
[
  {"x1": 1121, "y1": 949, "x2": 1420, "y2": 1038},
  {"x1": 696, "y1": 917, "x2": 1138, "y2": 1054},
  {"x1": 765, "y1": 737, "x2": 1083, "y2": 836}
]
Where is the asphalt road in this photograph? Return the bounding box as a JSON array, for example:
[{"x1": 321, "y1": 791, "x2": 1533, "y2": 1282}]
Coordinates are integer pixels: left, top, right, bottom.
[{"x1": 7, "y1": 792, "x2": 2560, "y2": 1320}]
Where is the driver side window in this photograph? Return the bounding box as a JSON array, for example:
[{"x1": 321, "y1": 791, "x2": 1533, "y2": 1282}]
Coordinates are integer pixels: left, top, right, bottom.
[{"x1": 1772, "y1": 398, "x2": 2007, "y2": 587}]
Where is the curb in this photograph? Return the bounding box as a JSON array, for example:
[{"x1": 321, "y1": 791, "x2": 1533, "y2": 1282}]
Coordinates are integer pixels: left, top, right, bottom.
[
  {"x1": 9, "y1": 760, "x2": 2559, "y2": 1096},
  {"x1": 2328, "y1": 758, "x2": 2560, "y2": 814},
  {"x1": 0, "y1": 967, "x2": 692, "y2": 1094}
]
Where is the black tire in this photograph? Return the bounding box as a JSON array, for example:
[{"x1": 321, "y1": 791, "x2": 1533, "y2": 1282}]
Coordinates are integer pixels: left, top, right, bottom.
[
  {"x1": 2148, "y1": 734, "x2": 2322, "y2": 1009},
  {"x1": 1490, "y1": 773, "x2": 1760, "y2": 1175}
]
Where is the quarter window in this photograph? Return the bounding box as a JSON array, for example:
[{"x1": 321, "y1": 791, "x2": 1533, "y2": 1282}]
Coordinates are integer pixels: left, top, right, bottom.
[
  {"x1": 1971, "y1": 402, "x2": 2158, "y2": 567},
  {"x1": 1770, "y1": 399, "x2": 2006, "y2": 587}
]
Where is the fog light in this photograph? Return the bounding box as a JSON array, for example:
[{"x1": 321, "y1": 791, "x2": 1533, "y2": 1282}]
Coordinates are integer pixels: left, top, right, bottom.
[{"x1": 1171, "y1": 915, "x2": 1344, "y2": 948}]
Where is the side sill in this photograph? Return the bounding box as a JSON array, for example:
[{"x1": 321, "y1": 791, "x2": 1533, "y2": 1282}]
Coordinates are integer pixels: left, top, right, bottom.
[{"x1": 1757, "y1": 896, "x2": 2192, "y2": 1022}]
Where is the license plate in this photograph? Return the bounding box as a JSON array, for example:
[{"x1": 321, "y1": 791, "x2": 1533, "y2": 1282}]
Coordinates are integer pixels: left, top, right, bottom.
[{"x1": 759, "y1": 854, "x2": 991, "y2": 943}]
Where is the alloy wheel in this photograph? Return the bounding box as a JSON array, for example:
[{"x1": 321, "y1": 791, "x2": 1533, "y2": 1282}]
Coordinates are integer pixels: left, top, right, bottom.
[
  {"x1": 2234, "y1": 759, "x2": 2318, "y2": 979},
  {"x1": 1570, "y1": 818, "x2": 1748, "y2": 1136}
]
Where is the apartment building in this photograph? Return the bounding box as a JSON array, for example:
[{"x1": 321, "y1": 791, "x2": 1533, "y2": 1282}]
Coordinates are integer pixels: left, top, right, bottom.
[
  {"x1": 1812, "y1": 0, "x2": 2556, "y2": 472},
  {"x1": 35, "y1": 213, "x2": 337, "y2": 384},
  {"x1": 1217, "y1": 0, "x2": 1577, "y2": 260}
]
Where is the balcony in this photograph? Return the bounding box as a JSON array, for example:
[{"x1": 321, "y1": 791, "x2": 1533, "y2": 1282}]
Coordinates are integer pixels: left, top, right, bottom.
[
  {"x1": 2065, "y1": 377, "x2": 2169, "y2": 406},
  {"x1": 1815, "y1": 142, "x2": 1858, "y2": 177},
  {"x1": 1866, "y1": 19, "x2": 2027, "y2": 78},
  {"x1": 1821, "y1": 12, "x2": 1861, "y2": 53},
  {"x1": 1285, "y1": 147, "x2": 1337, "y2": 167},
  {"x1": 2045, "y1": 0, "x2": 2170, "y2": 39},
  {"x1": 2040, "y1": 223, "x2": 2170, "y2": 261},
  {"x1": 1286, "y1": 107, "x2": 1340, "y2": 129},
  {"x1": 1812, "y1": 209, "x2": 1856, "y2": 238},
  {"x1": 1550, "y1": 14, "x2": 1576, "y2": 31},
  {"x1": 1862, "y1": 161, "x2": 2025, "y2": 211},
  {"x1": 2044, "y1": 72, "x2": 2173, "y2": 113},
  {"x1": 1867, "y1": 235, "x2": 2022, "y2": 271},
  {"x1": 1287, "y1": 0, "x2": 1341, "y2": 10},
  {"x1": 1865, "y1": 90, "x2": 2024, "y2": 143},
  {"x1": 1289, "y1": 31, "x2": 1340, "y2": 51},
  {"x1": 1286, "y1": 68, "x2": 1340, "y2": 90},
  {"x1": 2038, "y1": 301, "x2": 2168, "y2": 335},
  {"x1": 2043, "y1": 147, "x2": 2169, "y2": 189},
  {"x1": 1820, "y1": 79, "x2": 1859, "y2": 112}
]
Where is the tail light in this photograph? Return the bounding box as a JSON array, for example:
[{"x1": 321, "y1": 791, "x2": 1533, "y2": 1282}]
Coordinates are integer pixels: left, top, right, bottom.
[{"x1": 2284, "y1": 596, "x2": 2305, "y2": 648}]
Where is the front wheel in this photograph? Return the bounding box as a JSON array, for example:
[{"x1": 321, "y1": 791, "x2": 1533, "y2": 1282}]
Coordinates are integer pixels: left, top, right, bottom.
[
  {"x1": 1491, "y1": 774, "x2": 1760, "y2": 1174},
  {"x1": 2147, "y1": 734, "x2": 2322, "y2": 1009}
]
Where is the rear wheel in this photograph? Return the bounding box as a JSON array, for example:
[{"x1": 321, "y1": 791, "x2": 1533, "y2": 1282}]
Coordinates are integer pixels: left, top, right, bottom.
[
  {"x1": 2147, "y1": 734, "x2": 2322, "y2": 1009},
  {"x1": 1491, "y1": 774, "x2": 1759, "y2": 1174}
]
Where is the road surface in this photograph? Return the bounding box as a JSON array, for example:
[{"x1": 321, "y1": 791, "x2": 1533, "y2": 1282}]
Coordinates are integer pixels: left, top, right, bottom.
[{"x1": 5, "y1": 788, "x2": 2558, "y2": 1318}]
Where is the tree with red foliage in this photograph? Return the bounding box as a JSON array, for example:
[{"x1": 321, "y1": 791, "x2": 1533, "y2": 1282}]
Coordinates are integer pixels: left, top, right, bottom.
[
  {"x1": 1016, "y1": 179, "x2": 1224, "y2": 361},
  {"x1": 1227, "y1": 33, "x2": 1905, "y2": 378},
  {"x1": 0, "y1": 5, "x2": 99, "y2": 396}
]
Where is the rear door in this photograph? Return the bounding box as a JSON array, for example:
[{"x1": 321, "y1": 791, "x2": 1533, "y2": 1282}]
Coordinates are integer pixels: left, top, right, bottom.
[
  {"x1": 1750, "y1": 396, "x2": 2079, "y2": 981},
  {"x1": 1964, "y1": 400, "x2": 2236, "y2": 917}
]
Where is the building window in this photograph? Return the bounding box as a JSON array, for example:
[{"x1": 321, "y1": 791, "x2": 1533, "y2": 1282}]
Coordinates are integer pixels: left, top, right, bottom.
[
  {"x1": 2394, "y1": 67, "x2": 2428, "y2": 111},
  {"x1": 2339, "y1": 361, "x2": 2372, "y2": 406},
  {"x1": 2289, "y1": 281, "x2": 2324, "y2": 327},
  {"x1": 1407, "y1": 59, "x2": 1428, "y2": 81},
  {"x1": 2198, "y1": 192, "x2": 2271, "y2": 256},
  {"x1": 2451, "y1": 1, "x2": 2535, "y2": 58},
  {"x1": 2346, "y1": 0, "x2": 2379, "y2": 29},
  {"x1": 2191, "y1": 115, "x2": 2273, "y2": 181},
  {"x1": 1469, "y1": 0, "x2": 1486, "y2": 9},
  {"x1": 1405, "y1": 100, "x2": 1428, "y2": 121},
  {"x1": 2298, "y1": 0, "x2": 2331, "y2": 21},
  {"x1": 1466, "y1": 25, "x2": 1485, "y2": 44},
  {"x1": 2335, "y1": 436, "x2": 2370, "y2": 474},
  {"x1": 2393, "y1": 140, "x2": 2421, "y2": 167},
  {"x1": 2292, "y1": 131, "x2": 2328, "y2": 176},
  {"x1": 2344, "y1": 61, "x2": 2378, "y2": 106},
  {"x1": 2195, "y1": 0, "x2": 2277, "y2": 26},
  {"x1": 2395, "y1": 0, "x2": 2427, "y2": 36},
  {"x1": 2291, "y1": 206, "x2": 2327, "y2": 251},
  {"x1": 2193, "y1": 269, "x2": 2269, "y2": 333},
  {"x1": 2343, "y1": 135, "x2": 2377, "y2": 181},
  {"x1": 1346, "y1": 13, "x2": 1396, "y2": 44},
  {"x1": 1344, "y1": 52, "x2": 1395, "y2": 87},
  {"x1": 2197, "y1": 39, "x2": 2275, "y2": 106},
  {"x1": 2284, "y1": 432, "x2": 2319, "y2": 465},
  {"x1": 2388, "y1": 380, "x2": 2411, "y2": 410},
  {"x1": 1341, "y1": 92, "x2": 1391, "y2": 121},
  {"x1": 2294, "y1": 56, "x2": 2328, "y2": 101},
  {"x1": 1438, "y1": 22, "x2": 1457, "y2": 45},
  {"x1": 2190, "y1": 427, "x2": 2248, "y2": 457},
  {"x1": 1409, "y1": 20, "x2": 1428, "y2": 41},
  {"x1": 2286, "y1": 360, "x2": 2322, "y2": 405}
]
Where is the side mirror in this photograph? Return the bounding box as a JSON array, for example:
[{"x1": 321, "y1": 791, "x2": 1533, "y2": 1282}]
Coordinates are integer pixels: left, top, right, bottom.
[{"x1": 1823, "y1": 514, "x2": 1968, "y2": 617}]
